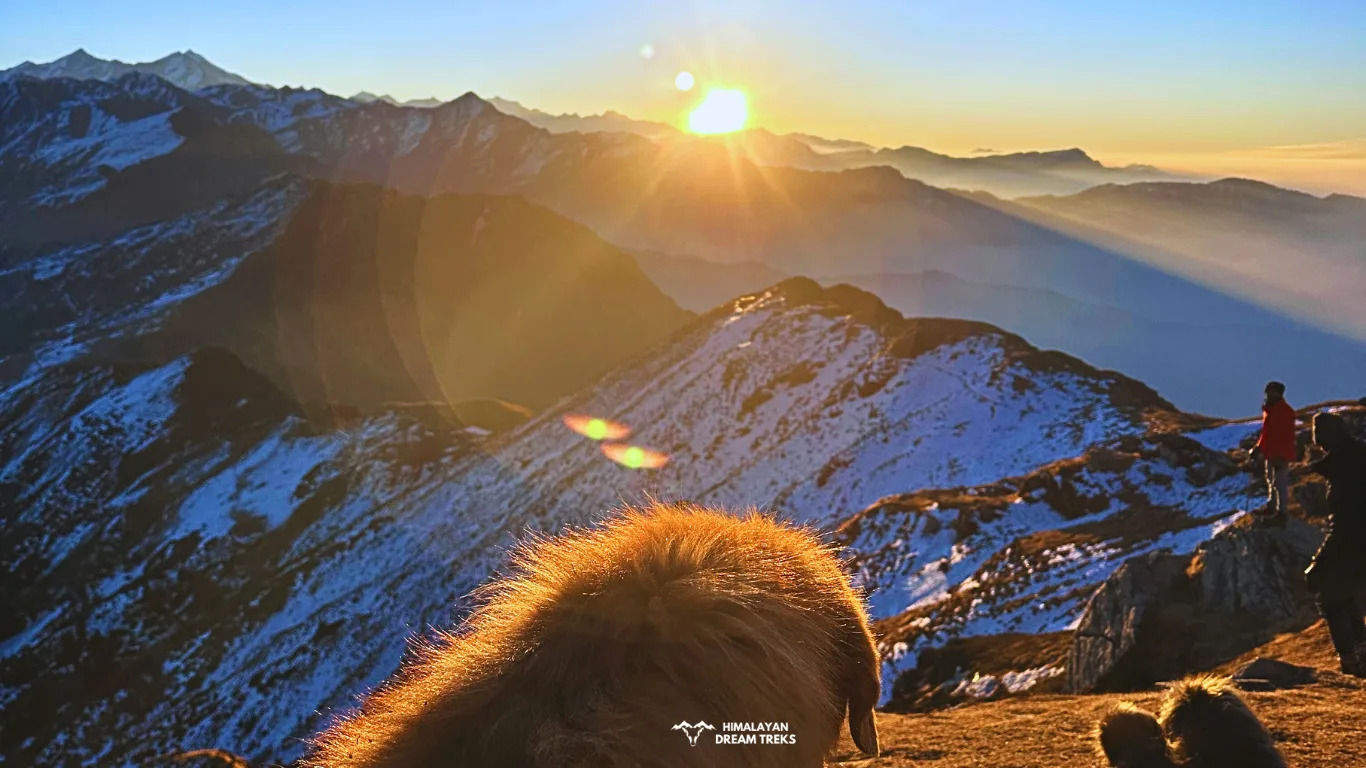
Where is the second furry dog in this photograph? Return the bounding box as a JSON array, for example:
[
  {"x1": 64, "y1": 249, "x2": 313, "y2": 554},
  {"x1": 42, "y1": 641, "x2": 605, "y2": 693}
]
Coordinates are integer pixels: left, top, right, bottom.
[{"x1": 1097, "y1": 676, "x2": 1286, "y2": 768}]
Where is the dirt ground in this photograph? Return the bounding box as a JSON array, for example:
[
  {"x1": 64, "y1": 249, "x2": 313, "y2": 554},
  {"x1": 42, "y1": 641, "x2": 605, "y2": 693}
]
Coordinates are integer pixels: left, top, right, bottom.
[{"x1": 830, "y1": 622, "x2": 1366, "y2": 767}]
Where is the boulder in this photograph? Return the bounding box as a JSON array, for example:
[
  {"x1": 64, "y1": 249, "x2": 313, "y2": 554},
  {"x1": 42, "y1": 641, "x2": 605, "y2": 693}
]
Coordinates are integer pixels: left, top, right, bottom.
[
  {"x1": 1066, "y1": 515, "x2": 1321, "y2": 693},
  {"x1": 1233, "y1": 657, "x2": 1317, "y2": 691},
  {"x1": 1067, "y1": 552, "x2": 1188, "y2": 694},
  {"x1": 1192, "y1": 516, "x2": 1323, "y2": 619}
]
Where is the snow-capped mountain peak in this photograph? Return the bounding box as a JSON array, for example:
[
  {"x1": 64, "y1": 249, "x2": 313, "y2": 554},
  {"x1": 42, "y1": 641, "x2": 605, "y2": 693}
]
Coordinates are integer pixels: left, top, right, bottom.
[{"x1": 0, "y1": 48, "x2": 251, "y2": 91}]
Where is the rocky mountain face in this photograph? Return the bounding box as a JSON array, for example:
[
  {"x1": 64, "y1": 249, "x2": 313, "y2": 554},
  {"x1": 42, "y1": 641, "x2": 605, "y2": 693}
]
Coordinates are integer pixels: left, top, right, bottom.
[
  {"x1": 3, "y1": 61, "x2": 1361, "y2": 766},
  {"x1": 0, "y1": 49, "x2": 251, "y2": 91},
  {"x1": 848, "y1": 429, "x2": 1252, "y2": 706},
  {"x1": 1067, "y1": 516, "x2": 1323, "y2": 694},
  {"x1": 877, "y1": 404, "x2": 1366, "y2": 711},
  {"x1": 0, "y1": 75, "x2": 310, "y2": 251},
  {"x1": 1064, "y1": 406, "x2": 1366, "y2": 695},
  {"x1": 1, "y1": 73, "x2": 204, "y2": 211}
]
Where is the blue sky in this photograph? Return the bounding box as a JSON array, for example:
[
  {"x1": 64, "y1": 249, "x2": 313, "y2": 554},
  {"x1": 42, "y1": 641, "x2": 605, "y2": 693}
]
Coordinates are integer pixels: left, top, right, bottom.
[{"x1": 4, "y1": 0, "x2": 1364, "y2": 158}]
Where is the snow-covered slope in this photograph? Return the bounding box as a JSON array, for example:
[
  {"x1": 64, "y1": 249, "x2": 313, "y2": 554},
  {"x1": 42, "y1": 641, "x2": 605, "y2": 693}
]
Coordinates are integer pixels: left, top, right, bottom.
[
  {"x1": 198, "y1": 84, "x2": 354, "y2": 145},
  {"x1": 2, "y1": 273, "x2": 1183, "y2": 765},
  {"x1": 0, "y1": 349, "x2": 480, "y2": 765},
  {"x1": 1, "y1": 177, "x2": 303, "y2": 372},
  {"x1": 0, "y1": 74, "x2": 200, "y2": 208},
  {"x1": 848, "y1": 433, "x2": 1251, "y2": 697}
]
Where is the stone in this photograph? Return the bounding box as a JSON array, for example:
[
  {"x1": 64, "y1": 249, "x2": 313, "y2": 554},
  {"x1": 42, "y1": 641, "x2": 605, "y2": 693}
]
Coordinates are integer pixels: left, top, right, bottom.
[
  {"x1": 1066, "y1": 552, "x2": 1187, "y2": 693},
  {"x1": 1065, "y1": 515, "x2": 1323, "y2": 694},
  {"x1": 1233, "y1": 657, "x2": 1318, "y2": 690}
]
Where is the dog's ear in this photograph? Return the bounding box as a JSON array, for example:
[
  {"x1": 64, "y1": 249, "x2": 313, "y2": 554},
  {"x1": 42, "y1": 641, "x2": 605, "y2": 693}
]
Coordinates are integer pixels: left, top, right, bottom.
[{"x1": 842, "y1": 623, "x2": 881, "y2": 756}]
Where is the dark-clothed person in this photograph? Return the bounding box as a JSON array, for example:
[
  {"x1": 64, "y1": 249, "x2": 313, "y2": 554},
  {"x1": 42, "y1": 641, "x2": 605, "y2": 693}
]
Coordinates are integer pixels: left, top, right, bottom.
[{"x1": 1305, "y1": 411, "x2": 1366, "y2": 676}]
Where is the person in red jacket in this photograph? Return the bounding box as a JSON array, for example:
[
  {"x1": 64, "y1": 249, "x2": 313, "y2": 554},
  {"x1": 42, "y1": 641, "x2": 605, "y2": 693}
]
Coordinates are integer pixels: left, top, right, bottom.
[{"x1": 1251, "y1": 380, "x2": 1297, "y2": 521}]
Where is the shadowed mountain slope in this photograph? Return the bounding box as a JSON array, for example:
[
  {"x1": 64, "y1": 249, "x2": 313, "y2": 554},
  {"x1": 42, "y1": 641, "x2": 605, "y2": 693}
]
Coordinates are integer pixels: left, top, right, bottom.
[{"x1": 147, "y1": 181, "x2": 692, "y2": 412}]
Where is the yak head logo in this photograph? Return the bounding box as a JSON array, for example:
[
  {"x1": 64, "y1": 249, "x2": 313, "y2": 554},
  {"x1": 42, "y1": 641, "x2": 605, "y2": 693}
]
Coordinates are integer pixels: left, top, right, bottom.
[{"x1": 671, "y1": 721, "x2": 715, "y2": 747}]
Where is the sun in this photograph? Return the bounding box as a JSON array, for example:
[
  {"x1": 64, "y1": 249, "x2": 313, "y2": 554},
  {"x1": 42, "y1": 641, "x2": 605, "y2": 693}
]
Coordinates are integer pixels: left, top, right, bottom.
[{"x1": 688, "y1": 88, "x2": 748, "y2": 135}]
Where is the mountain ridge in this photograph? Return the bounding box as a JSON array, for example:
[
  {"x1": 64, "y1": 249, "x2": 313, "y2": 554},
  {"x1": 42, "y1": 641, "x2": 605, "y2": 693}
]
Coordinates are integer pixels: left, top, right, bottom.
[
  {"x1": 6, "y1": 72, "x2": 1363, "y2": 414},
  {"x1": 2, "y1": 257, "x2": 1203, "y2": 764},
  {"x1": 0, "y1": 49, "x2": 251, "y2": 91}
]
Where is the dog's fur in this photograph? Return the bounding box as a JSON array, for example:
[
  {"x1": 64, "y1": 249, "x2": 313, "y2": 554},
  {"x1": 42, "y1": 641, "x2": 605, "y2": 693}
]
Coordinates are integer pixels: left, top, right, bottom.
[
  {"x1": 303, "y1": 503, "x2": 881, "y2": 767},
  {"x1": 1097, "y1": 677, "x2": 1286, "y2": 768},
  {"x1": 1097, "y1": 702, "x2": 1171, "y2": 768}
]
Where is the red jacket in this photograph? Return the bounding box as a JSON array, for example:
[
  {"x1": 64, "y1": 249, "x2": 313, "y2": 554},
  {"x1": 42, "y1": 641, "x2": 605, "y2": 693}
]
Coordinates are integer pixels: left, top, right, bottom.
[{"x1": 1257, "y1": 399, "x2": 1297, "y2": 462}]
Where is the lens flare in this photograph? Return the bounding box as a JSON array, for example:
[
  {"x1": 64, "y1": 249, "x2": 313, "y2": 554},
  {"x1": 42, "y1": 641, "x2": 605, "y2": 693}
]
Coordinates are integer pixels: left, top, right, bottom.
[
  {"x1": 639, "y1": 43, "x2": 656, "y2": 60},
  {"x1": 688, "y1": 88, "x2": 748, "y2": 134},
  {"x1": 602, "y1": 443, "x2": 670, "y2": 469},
  {"x1": 562, "y1": 414, "x2": 631, "y2": 441},
  {"x1": 674, "y1": 71, "x2": 695, "y2": 91}
]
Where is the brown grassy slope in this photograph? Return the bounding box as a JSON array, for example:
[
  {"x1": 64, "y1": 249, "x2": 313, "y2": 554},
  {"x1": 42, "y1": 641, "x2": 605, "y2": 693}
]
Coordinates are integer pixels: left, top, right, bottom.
[{"x1": 832, "y1": 624, "x2": 1366, "y2": 767}]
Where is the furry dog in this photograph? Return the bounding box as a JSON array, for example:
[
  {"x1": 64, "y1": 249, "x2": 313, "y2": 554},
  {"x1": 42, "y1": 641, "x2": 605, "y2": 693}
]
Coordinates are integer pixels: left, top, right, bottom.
[
  {"x1": 1097, "y1": 677, "x2": 1286, "y2": 768},
  {"x1": 303, "y1": 503, "x2": 881, "y2": 767}
]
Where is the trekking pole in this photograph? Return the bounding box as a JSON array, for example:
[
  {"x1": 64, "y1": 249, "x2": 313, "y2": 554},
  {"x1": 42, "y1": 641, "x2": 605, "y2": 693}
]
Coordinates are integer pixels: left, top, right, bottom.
[{"x1": 1244, "y1": 453, "x2": 1260, "y2": 516}]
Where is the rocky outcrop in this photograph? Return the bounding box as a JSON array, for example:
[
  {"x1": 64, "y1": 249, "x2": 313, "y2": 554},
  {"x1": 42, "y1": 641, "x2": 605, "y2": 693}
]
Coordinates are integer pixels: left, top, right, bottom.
[
  {"x1": 1192, "y1": 518, "x2": 1323, "y2": 619},
  {"x1": 1067, "y1": 552, "x2": 1188, "y2": 693},
  {"x1": 884, "y1": 632, "x2": 1070, "y2": 712},
  {"x1": 1067, "y1": 515, "x2": 1322, "y2": 693},
  {"x1": 1233, "y1": 657, "x2": 1317, "y2": 691}
]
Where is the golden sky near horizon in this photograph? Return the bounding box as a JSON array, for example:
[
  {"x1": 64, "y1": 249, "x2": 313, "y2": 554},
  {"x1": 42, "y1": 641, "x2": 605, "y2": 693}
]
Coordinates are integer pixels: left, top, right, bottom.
[
  {"x1": 9, "y1": 1, "x2": 1365, "y2": 195},
  {"x1": 1098, "y1": 141, "x2": 1366, "y2": 197}
]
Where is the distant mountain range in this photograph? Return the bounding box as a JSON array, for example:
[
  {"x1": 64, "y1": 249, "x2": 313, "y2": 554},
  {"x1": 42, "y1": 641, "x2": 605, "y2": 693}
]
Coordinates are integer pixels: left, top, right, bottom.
[
  {"x1": 0, "y1": 48, "x2": 250, "y2": 91},
  {"x1": 3, "y1": 65, "x2": 1363, "y2": 414},
  {"x1": 1010, "y1": 179, "x2": 1366, "y2": 342},
  {"x1": 487, "y1": 97, "x2": 681, "y2": 141},
  {"x1": 819, "y1": 144, "x2": 1194, "y2": 198},
  {"x1": 480, "y1": 98, "x2": 1200, "y2": 197},
  {"x1": 0, "y1": 48, "x2": 1256, "y2": 200},
  {"x1": 351, "y1": 91, "x2": 445, "y2": 108}
]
